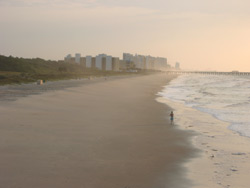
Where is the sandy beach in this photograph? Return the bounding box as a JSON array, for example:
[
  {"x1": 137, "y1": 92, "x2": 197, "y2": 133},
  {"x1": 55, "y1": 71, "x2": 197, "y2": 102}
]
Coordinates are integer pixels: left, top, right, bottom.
[
  {"x1": 157, "y1": 97, "x2": 250, "y2": 188},
  {"x1": 0, "y1": 74, "x2": 197, "y2": 188}
]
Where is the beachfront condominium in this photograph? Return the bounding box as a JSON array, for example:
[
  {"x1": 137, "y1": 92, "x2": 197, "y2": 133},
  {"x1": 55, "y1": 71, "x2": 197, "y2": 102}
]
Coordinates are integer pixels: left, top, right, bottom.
[
  {"x1": 123, "y1": 53, "x2": 134, "y2": 62},
  {"x1": 145, "y1": 56, "x2": 154, "y2": 70},
  {"x1": 64, "y1": 54, "x2": 76, "y2": 63},
  {"x1": 64, "y1": 54, "x2": 72, "y2": 62},
  {"x1": 95, "y1": 54, "x2": 120, "y2": 71},
  {"x1": 123, "y1": 53, "x2": 168, "y2": 70},
  {"x1": 129, "y1": 54, "x2": 146, "y2": 69},
  {"x1": 112, "y1": 57, "x2": 120, "y2": 71},
  {"x1": 123, "y1": 53, "x2": 141, "y2": 69},
  {"x1": 154, "y1": 57, "x2": 168, "y2": 70},
  {"x1": 137, "y1": 55, "x2": 146, "y2": 69},
  {"x1": 86, "y1": 56, "x2": 92, "y2": 68},
  {"x1": 106, "y1": 56, "x2": 112, "y2": 71},
  {"x1": 75, "y1": 53, "x2": 81, "y2": 64},
  {"x1": 64, "y1": 53, "x2": 120, "y2": 71},
  {"x1": 80, "y1": 57, "x2": 86, "y2": 67},
  {"x1": 96, "y1": 54, "x2": 107, "y2": 70},
  {"x1": 175, "y1": 62, "x2": 180, "y2": 69}
]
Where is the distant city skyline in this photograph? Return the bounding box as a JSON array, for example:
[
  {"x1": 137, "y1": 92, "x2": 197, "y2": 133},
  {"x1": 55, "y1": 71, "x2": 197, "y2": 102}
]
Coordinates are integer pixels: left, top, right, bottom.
[
  {"x1": 64, "y1": 52, "x2": 169, "y2": 71},
  {"x1": 1, "y1": 0, "x2": 250, "y2": 71}
]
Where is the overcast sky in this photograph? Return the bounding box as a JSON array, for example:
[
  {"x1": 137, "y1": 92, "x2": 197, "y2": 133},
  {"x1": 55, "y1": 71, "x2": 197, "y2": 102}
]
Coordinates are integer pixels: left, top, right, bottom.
[{"x1": 1, "y1": 0, "x2": 250, "y2": 71}]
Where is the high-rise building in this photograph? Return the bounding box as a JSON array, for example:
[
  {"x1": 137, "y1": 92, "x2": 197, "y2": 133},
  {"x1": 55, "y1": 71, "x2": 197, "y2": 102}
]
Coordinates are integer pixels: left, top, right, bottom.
[
  {"x1": 112, "y1": 57, "x2": 120, "y2": 71},
  {"x1": 123, "y1": 53, "x2": 133, "y2": 62},
  {"x1": 86, "y1": 56, "x2": 92, "y2": 68},
  {"x1": 145, "y1": 56, "x2": 154, "y2": 70},
  {"x1": 75, "y1": 53, "x2": 81, "y2": 64},
  {"x1": 106, "y1": 56, "x2": 112, "y2": 71},
  {"x1": 154, "y1": 57, "x2": 167, "y2": 70},
  {"x1": 175, "y1": 62, "x2": 180, "y2": 69},
  {"x1": 123, "y1": 53, "x2": 167, "y2": 70},
  {"x1": 80, "y1": 57, "x2": 86, "y2": 67},
  {"x1": 91, "y1": 57, "x2": 96, "y2": 68},
  {"x1": 96, "y1": 54, "x2": 107, "y2": 70},
  {"x1": 64, "y1": 54, "x2": 72, "y2": 62}
]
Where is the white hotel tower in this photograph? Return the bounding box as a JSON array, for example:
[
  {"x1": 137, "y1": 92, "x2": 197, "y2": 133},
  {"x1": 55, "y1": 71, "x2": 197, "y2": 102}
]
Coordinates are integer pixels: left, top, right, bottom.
[
  {"x1": 75, "y1": 53, "x2": 81, "y2": 64},
  {"x1": 86, "y1": 56, "x2": 92, "y2": 68},
  {"x1": 95, "y1": 54, "x2": 113, "y2": 71},
  {"x1": 64, "y1": 53, "x2": 120, "y2": 71},
  {"x1": 95, "y1": 54, "x2": 106, "y2": 70},
  {"x1": 106, "y1": 56, "x2": 112, "y2": 71}
]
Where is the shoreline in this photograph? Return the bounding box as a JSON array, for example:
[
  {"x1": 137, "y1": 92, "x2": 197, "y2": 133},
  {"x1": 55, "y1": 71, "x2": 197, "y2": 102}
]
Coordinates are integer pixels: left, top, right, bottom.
[
  {"x1": 0, "y1": 73, "x2": 197, "y2": 188},
  {"x1": 157, "y1": 97, "x2": 250, "y2": 188}
]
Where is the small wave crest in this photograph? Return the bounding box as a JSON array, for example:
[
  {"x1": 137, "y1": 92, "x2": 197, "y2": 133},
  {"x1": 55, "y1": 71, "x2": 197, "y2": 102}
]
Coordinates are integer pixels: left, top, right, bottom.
[{"x1": 160, "y1": 74, "x2": 250, "y2": 138}]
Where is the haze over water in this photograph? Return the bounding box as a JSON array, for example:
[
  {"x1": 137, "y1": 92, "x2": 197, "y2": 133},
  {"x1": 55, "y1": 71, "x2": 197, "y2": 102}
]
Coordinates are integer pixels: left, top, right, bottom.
[{"x1": 1, "y1": 0, "x2": 250, "y2": 71}]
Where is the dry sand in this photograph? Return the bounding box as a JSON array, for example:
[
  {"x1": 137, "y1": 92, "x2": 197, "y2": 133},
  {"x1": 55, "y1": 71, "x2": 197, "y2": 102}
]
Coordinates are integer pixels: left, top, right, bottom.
[{"x1": 0, "y1": 74, "x2": 197, "y2": 188}]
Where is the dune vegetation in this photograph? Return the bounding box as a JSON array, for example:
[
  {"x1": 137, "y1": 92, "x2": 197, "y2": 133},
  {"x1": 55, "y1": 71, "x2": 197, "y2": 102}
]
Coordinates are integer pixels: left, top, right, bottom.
[{"x1": 0, "y1": 55, "x2": 140, "y2": 85}]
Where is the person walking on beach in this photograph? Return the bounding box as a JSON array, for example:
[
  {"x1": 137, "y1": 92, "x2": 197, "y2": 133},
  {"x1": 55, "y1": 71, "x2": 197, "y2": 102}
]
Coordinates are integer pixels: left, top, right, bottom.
[{"x1": 170, "y1": 111, "x2": 174, "y2": 125}]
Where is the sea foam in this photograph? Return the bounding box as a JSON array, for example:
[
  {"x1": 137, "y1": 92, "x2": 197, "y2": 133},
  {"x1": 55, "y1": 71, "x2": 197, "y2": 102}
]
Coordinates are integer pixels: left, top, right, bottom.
[{"x1": 158, "y1": 74, "x2": 250, "y2": 138}]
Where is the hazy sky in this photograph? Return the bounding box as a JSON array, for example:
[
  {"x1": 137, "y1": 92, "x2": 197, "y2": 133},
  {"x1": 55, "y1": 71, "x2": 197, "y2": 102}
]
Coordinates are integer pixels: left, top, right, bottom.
[{"x1": 1, "y1": 0, "x2": 250, "y2": 71}]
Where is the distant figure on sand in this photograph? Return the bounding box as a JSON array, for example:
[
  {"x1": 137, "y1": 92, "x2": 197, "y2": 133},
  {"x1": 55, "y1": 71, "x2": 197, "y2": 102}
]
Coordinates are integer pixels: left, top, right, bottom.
[{"x1": 170, "y1": 111, "x2": 174, "y2": 124}]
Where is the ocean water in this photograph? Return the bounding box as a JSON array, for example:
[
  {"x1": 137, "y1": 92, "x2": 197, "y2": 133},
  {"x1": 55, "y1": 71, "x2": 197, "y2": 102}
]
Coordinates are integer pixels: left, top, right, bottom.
[{"x1": 158, "y1": 74, "x2": 250, "y2": 138}]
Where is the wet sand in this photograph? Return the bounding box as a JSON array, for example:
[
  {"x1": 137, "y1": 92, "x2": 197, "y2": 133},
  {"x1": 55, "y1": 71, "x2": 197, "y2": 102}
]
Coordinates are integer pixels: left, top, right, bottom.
[
  {"x1": 158, "y1": 97, "x2": 250, "y2": 188},
  {"x1": 0, "y1": 74, "x2": 196, "y2": 188}
]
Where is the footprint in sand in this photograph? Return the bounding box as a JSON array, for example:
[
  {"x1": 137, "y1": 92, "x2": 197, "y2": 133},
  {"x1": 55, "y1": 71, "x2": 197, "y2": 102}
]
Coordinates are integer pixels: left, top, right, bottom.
[
  {"x1": 208, "y1": 135, "x2": 215, "y2": 138},
  {"x1": 230, "y1": 166, "x2": 238, "y2": 172},
  {"x1": 201, "y1": 143, "x2": 208, "y2": 145},
  {"x1": 210, "y1": 154, "x2": 215, "y2": 158},
  {"x1": 232, "y1": 152, "x2": 246, "y2": 156},
  {"x1": 230, "y1": 168, "x2": 238, "y2": 172}
]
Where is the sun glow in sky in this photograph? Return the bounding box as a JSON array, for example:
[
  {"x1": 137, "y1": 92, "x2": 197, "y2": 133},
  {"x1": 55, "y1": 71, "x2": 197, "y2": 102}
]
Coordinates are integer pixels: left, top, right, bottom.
[{"x1": 1, "y1": 0, "x2": 250, "y2": 71}]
